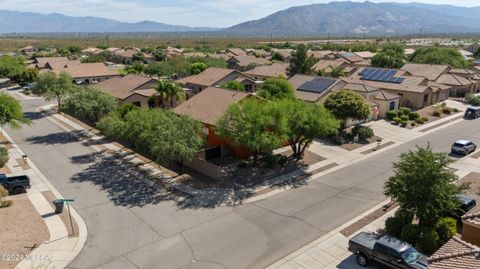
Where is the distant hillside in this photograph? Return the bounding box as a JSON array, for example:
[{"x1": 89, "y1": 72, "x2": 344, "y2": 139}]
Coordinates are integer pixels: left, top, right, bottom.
[
  {"x1": 0, "y1": 10, "x2": 217, "y2": 33},
  {"x1": 225, "y1": 1, "x2": 480, "y2": 37}
]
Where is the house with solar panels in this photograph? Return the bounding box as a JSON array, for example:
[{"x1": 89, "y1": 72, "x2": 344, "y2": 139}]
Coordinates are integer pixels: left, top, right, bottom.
[
  {"x1": 344, "y1": 67, "x2": 441, "y2": 109},
  {"x1": 289, "y1": 74, "x2": 400, "y2": 122}
]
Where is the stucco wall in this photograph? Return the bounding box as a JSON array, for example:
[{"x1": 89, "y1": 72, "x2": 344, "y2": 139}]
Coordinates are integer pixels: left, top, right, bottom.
[{"x1": 461, "y1": 222, "x2": 480, "y2": 246}]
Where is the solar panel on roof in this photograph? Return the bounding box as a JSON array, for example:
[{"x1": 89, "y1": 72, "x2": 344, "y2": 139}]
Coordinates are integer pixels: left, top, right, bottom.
[
  {"x1": 359, "y1": 68, "x2": 405, "y2": 84},
  {"x1": 298, "y1": 77, "x2": 336, "y2": 93}
]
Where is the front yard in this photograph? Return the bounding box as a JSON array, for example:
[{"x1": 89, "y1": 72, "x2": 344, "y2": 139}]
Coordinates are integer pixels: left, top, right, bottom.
[{"x1": 0, "y1": 194, "x2": 49, "y2": 269}]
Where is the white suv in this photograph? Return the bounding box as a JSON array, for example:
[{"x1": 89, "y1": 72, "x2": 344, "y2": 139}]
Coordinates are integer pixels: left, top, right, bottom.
[{"x1": 451, "y1": 140, "x2": 477, "y2": 155}]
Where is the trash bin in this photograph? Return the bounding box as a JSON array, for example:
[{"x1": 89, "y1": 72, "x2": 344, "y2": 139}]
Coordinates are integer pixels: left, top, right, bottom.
[{"x1": 52, "y1": 199, "x2": 64, "y2": 214}]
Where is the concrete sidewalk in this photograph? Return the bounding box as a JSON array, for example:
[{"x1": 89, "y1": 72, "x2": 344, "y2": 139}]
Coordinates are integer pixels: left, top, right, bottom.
[{"x1": 1, "y1": 131, "x2": 88, "y2": 269}]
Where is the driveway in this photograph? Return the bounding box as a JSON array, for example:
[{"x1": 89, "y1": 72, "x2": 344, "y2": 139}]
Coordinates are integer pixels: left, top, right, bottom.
[{"x1": 5, "y1": 96, "x2": 480, "y2": 269}]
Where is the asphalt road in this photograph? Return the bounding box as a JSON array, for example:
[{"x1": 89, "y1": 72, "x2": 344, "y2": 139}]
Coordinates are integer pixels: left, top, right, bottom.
[{"x1": 6, "y1": 96, "x2": 480, "y2": 269}]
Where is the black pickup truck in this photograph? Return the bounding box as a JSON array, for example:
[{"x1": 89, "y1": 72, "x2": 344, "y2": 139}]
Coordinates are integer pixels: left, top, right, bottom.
[
  {"x1": 0, "y1": 173, "x2": 31, "y2": 194},
  {"x1": 348, "y1": 232, "x2": 428, "y2": 268}
]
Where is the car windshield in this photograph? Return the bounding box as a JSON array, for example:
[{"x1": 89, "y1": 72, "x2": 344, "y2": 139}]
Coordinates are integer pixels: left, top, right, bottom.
[
  {"x1": 453, "y1": 143, "x2": 465, "y2": 147},
  {"x1": 401, "y1": 247, "x2": 421, "y2": 263}
]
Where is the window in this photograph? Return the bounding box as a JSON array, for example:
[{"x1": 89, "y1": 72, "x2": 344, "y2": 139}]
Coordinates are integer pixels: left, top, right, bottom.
[
  {"x1": 389, "y1": 101, "x2": 396, "y2": 111},
  {"x1": 397, "y1": 93, "x2": 404, "y2": 97},
  {"x1": 148, "y1": 99, "x2": 156, "y2": 108},
  {"x1": 424, "y1": 94, "x2": 429, "y2": 102}
]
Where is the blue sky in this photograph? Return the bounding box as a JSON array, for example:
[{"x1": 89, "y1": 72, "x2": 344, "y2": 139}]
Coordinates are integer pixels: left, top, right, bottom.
[{"x1": 0, "y1": 0, "x2": 477, "y2": 27}]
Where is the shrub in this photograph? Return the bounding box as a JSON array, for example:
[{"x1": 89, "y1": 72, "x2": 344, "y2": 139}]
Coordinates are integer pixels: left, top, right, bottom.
[
  {"x1": 395, "y1": 209, "x2": 414, "y2": 224},
  {"x1": 277, "y1": 155, "x2": 288, "y2": 166},
  {"x1": 415, "y1": 118, "x2": 424, "y2": 124},
  {"x1": 440, "y1": 102, "x2": 447, "y2": 108},
  {"x1": 332, "y1": 134, "x2": 345, "y2": 145},
  {"x1": 0, "y1": 185, "x2": 11, "y2": 208},
  {"x1": 400, "y1": 121, "x2": 408, "y2": 127},
  {"x1": 400, "y1": 224, "x2": 421, "y2": 245},
  {"x1": 452, "y1": 108, "x2": 459, "y2": 113},
  {"x1": 386, "y1": 110, "x2": 397, "y2": 120},
  {"x1": 421, "y1": 116, "x2": 429, "y2": 122},
  {"x1": 432, "y1": 110, "x2": 442, "y2": 117},
  {"x1": 418, "y1": 228, "x2": 439, "y2": 255},
  {"x1": 408, "y1": 112, "x2": 420, "y2": 120},
  {"x1": 436, "y1": 217, "x2": 457, "y2": 245},
  {"x1": 410, "y1": 122, "x2": 416, "y2": 127},
  {"x1": 385, "y1": 216, "x2": 405, "y2": 237},
  {"x1": 393, "y1": 117, "x2": 401, "y2": 124},
  {"x1": 442, "y1": 108, "x2": 452, "y2": 115},
  {"x1": 263, "y1": 154, "x2": 279, "y2": 168},
  {"x1": 353, "y1": 126, "x2": 374, "y2": 140},
  {"x1": 237, "y1": 160, "x2": 248, "y2": 168},
  {"x1": 0, "y1": 147, "x2": 8, "y2": 168},
  {"x1": 400, "y1": 115, "x2": 409, "y2": 121},
  {"x1": 399, "y1": 107, "x2": 411, "y2": 115}
]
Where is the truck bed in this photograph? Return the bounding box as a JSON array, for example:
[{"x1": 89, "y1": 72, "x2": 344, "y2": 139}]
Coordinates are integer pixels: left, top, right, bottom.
[{"x1": 349, "y1": 232, "x2": 383, "y2": 251}]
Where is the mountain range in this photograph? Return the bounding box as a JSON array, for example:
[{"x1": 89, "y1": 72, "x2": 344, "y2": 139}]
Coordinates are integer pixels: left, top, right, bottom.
[{"x1": 2, "y1": 1, "x2": 480, "y2": 36}]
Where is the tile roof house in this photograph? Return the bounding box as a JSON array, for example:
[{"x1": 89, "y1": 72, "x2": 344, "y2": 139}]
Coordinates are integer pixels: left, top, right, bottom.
[
  {"x1": 113, "y1": 49, "x2": 154, "y2": 64},
  {"x1": 338, "y1": 52, "x2": 365, "y2": 64},
  {"x1": 245, "y1": 63, "x2": 289, "y2": 81},
  {"x1": 226, "y1": 48, "x2": 247, "y2": 57},
  {"x1": 19, "y1": 45, "x2": 38, "y2": 56},
  {"x1": 177, "y1": 67, "x2": 258, "y2": 93},
  {"x1": 227, "y1": 55, "x2": 269, "y2": 71},
  {"x1": 428, "y1": 236, "x2": 480, "y2": 269},
  {"x1": 307, "y1": 50, "x2": 336, "y2": 60},
  {"x1": 249, "y1": 49, "x2": 271, "y2": 58},
  {"x1": 81, "y1": 47, "x2": 103, "y2": 56},
  {"x1": 344, "y1": 67, "x2": 446, "y2": 108},
  {"x1": 401, "y1": 63, "x2": 450, "y2": 81},
  {"x1": 174, "y1": 87, "x2": 255, "y2": 161},
  {"x1": 288, "y1": 74, "x2": 346, "y2": 103},
  {"x1": 271, "y1": 49, "x2": 294, "y2": 60},
  {"x1": 313, "y1": 58, "x2": 356, "y2": 76},
  {"x1": 354, "y1": 51, "x2": 377, "y2": 59},
  {"x1": 52, "y1": 62, "x2": 121, "y2": 84},
  {"x1": 461, "y1": 204, "x2": 480, "y2": 246},
  {"x1": 343, "y1": 82, "x2": 400, "y2": 119},
  {"x1": 404, "y1": 48, "x2": 416, "y2": 60},
  {"x1": 33, "y1": 57, "x2": 72, "y2": 70},
  {"x1": 94, "y1": 74, "x2": 160, "y2": 108},
  {"x1": 458, "y1": 49, "x2": 474, "y2": 60}
]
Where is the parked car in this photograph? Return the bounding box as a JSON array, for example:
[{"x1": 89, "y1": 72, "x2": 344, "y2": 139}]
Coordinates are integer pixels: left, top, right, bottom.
[
  {"x1": 458, "y1": 194, "x2": 477, "y2": 214},
  {"x1": 348, "y1": 232, "x2": 428, "y2": 268},
  {"x1": 451, "y1": 140, "x2": 477, "y2": 155},
  {"x1": 464, "y1": 106, "x2": 480, "y2": 119},
  {"x1": 21, "y1": 83, "x2": 36, "y2": 93},
  {"x1": 0, "y1": 173, "x2": 31, "y2": 194}
]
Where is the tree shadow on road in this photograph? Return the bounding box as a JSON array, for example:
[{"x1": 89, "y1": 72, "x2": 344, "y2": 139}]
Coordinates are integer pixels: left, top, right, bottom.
[
  {"x1": 68, "y1": 151, "x2": 307, "y2": 209},
  {"x1": 23, "y1": 111, "x2": 46, "y2": 121},
  {"x1": 26, "y1": 131, "x2": 84, "y2": 145}
]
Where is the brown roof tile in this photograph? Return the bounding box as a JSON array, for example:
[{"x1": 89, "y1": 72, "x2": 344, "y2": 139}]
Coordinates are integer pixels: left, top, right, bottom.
[
  {"x1": 428, "y1": 237, "x2": 480, "y2": 269},
  {"x1": 228, "y1": 55, "x2": 268, "y2": 67},
  {"x1": 173, "y1": 87, "x2": 251, "y2": 126},
  {"x1": 227, "y1": 48, "x2": 247, "y2": 56},
  {"x1": 462, "y1": 204, "x2": 480, "y2": 226},
  {"x1": 177, "y1": 67, "x2": 252, "y2": 87},
  {"x1": 95, "y1": 74, "x2": 157, "y2": 100},
  {"x1": 53, "y1": 63, "x2": 120, "y2": 79},
  {"x1": 245, "y1": 63, "x2": 288, "y2": 78},
  {"x1": 401, "y1": 63, "x2": 450, "y2": 80}
]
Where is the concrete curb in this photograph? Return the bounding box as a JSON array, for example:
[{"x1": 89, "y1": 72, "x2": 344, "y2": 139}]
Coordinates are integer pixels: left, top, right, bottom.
[{"x1": 2, "y1": 130, "x2": 88, "y2": 269}]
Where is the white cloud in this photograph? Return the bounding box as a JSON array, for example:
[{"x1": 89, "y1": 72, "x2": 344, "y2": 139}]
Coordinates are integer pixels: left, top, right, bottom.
[{"x1": 0, "y1": 0, "x2": 477, "y2": 27}]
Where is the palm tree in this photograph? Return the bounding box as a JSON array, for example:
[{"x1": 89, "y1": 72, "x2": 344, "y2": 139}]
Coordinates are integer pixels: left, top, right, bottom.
[{"x1": 154, "y1": 81, "x2": 186, "y2": 108}]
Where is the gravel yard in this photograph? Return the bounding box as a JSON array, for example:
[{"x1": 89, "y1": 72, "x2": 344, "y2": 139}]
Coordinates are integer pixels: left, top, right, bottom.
[{"x1": 0, "y1": 194, "x2": 49, "y2": 269}]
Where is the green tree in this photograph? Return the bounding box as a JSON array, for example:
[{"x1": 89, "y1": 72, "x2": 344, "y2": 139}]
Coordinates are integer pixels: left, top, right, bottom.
[
  {"x1": 132, "y1": 52, "x2": 145, "y2": 63},
  {"x1": 411, "y1": 47, "x2": 470, "y2": 68},
  {"x1": 384, "y1": 146, "x2": 468, "y2": 228},
  {"x1": 371, "y1": 43, "x2": 406, "y2": 69},
  {"x1": 330, "y1": 66, "x2": 346, "y2": 78},
  {"x1": 189, "y1": 62, "x2": 208, "y2": 75},
  {"x1": 0, "y1": 56, "x2": 37, "y2": 84},
  {"x1": 0, "y1": 93, "x2": 31, "y2": 130},
  {"x1": 144, "y1": 62, "x2": 174, "y2": 77},
  {"x1": 277, "y1": 99, "x2": 340, "y2": 159},
  {"x1": 257, "y1": 78, "x2": 295, "y2": 100},
  {"x1": 220, "y1": 81, "x2": 245, "y2": 91},
  {"x1": 324, "y1": 90, "x2": 370, "y2": 127},
  {"x1": 155, "y1": 81, "x2": 186, "y2": 108},
  {"x1": 216, "y1": 99, "x2": 285, "y2": 165},
  {"x1": 33, "y1": 72, "x2": 75, "y2": 109},
  {"x1": 0, "y1": 147, "x2": 8, "y2": 168},
  {"x1": 63, "y1": 87, "x2": 118, "y2": 123},
  {"x1": 143, "y1": 111, "x2": 204, "y2": 172},
  {"x1": 287, "y1": 44, "x2": 317, "y2": 76},
  {"x1": 271, "y1": 52, "x2": 285, "y2": 62}
]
